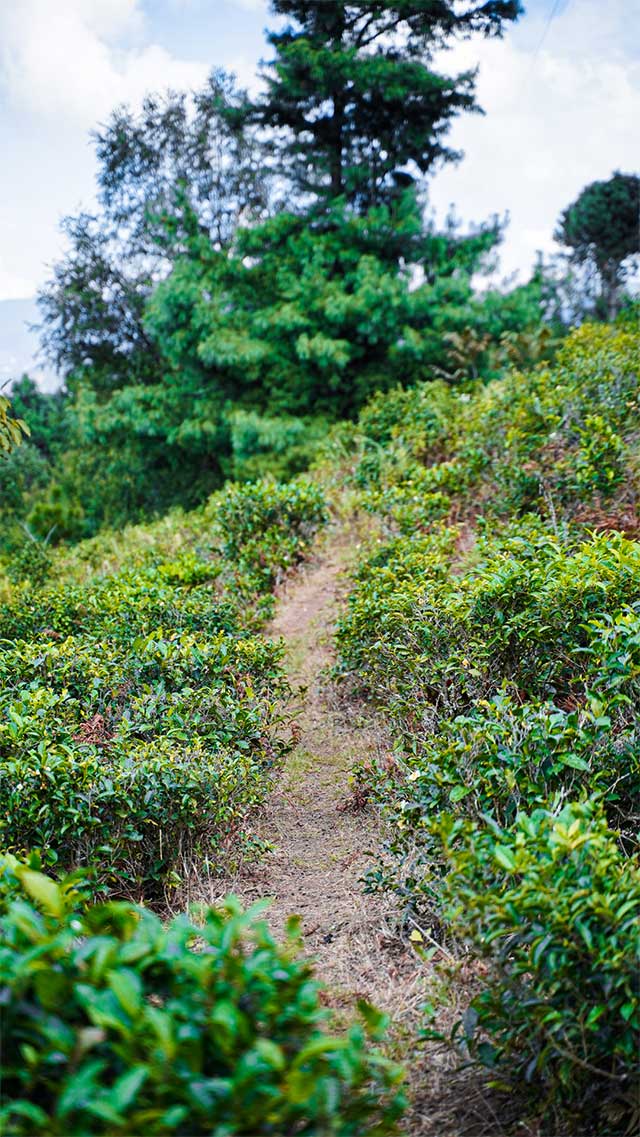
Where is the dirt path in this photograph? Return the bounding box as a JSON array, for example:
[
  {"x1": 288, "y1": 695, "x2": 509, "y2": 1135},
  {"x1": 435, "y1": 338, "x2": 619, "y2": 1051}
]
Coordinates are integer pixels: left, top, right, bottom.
[
  {"x1": 214, "y1": 533, "x2": 426, "y2": 1019},
  {"x1": 207, "y1": 532, "x2": 515, "y2": 1136}
]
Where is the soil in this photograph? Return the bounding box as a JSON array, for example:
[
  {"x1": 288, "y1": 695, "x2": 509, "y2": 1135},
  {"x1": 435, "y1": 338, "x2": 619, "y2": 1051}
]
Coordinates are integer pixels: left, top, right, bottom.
[
  {"x1": 203, "y1": 527, "x2": 530, "y2": 1136},
  {"x1": 210, "y1": 530, "x2": 426, "y2": 1021}
]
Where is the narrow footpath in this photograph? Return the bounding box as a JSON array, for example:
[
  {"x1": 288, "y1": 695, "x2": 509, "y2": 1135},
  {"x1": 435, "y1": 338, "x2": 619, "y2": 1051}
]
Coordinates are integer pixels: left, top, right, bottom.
[
  {"x1": 220, "y1": 535, "x2": 424, "y2": 1017},
  {"x1": 211, "y1": 533, "x2": 514, "y2": 1137}
]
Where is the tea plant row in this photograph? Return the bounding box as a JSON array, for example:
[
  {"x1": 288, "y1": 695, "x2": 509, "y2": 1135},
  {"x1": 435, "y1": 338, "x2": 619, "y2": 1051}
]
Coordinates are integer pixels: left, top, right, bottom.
[{"x1": 332, "y1": 320, "x2": 640, "y2": 1131}]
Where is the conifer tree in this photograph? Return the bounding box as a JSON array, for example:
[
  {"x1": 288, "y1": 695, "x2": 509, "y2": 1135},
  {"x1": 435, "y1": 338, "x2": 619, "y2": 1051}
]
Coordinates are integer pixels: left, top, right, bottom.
[{"x1": 254, "y1": 0, "x2": 521, "y2": 211}]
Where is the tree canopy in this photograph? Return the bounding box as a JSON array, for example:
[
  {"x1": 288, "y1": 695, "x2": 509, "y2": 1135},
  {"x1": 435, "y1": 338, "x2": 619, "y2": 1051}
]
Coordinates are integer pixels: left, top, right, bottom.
[
  {"x1": 37, "y1": 72, "x2": 267, "y2": 390},
  {"x1": 555, "y1": 171, "x2": 640, "y2": 319},
  {"x1": 252, "y1": 0, "x2": 521, "y2": 211}
]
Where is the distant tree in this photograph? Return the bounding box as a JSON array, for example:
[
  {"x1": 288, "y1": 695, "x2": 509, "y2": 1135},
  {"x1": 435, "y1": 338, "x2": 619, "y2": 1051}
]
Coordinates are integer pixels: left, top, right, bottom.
[
  {"x1": 95, "y1": 70, "x2": 268, "y2": 255},
  {"x1": 37, "y1": 71, "x2": 269, "y2": 388},
  {"x1": 38, "y1": 214, "x2": 161, "y2": 393},
  {"x1": 250, "y1": 0, "x2": 521, "y2": 214},
  {"x1": 555, "y1": 172, "x2": 640, "y2": 320}
]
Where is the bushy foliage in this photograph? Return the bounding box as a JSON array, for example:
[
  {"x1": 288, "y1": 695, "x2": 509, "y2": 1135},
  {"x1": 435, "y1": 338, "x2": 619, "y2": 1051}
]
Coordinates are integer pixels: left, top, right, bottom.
[
  {"x1": 0, "y1": 855, "x2": 404, "y2": 1136},
  {"x1": 439, "y1": 803, "x2": 640, "y2": 1119},
  {"x1": 229, "y1": 409, "x2": 329, "y2": 482},
  {"x1": 0, "y1": 394, "x2": 30, "y2": 456},
  {"x1": 1, "y1": 479, "x2": 327, "y2": 896},
  {"x1": 335, "y1": 319, "x2": 640, "y2": 1125},
  {"x1": 0, "y1": 630, "x2": 289, "y2": 895},
  {"x1": 338, "y1": 320, "x2": 639, "y2": 529},
  {"x1": 338, "y1": 525, "x2": 640, "y2": 720},
  {"x1": 209, "y1": 477, "x2": 328, "y2": 589}
]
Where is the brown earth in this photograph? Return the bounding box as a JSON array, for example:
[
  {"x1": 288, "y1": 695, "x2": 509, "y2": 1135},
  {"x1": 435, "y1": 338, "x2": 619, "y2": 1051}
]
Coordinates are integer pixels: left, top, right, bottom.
[
  {"x1": 202, "y1": 528, "x2": 536, "y2": 1136},
  {"x1": 208, "y1": 531, "x2": 427, "y2": 1022}
]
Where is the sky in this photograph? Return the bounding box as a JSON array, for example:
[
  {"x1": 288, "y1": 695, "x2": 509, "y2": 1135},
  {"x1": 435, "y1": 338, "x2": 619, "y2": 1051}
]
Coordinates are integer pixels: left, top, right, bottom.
[{"x1": 0, "y1": 0, "x2": 638, "y2": 384}]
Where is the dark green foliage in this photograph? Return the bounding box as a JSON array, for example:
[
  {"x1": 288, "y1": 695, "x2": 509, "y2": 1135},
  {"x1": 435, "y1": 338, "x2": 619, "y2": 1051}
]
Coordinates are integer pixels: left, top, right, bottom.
[
  {"x1": 229, "y1": 410, "x2": 329, "y2": 482},
  {"x1": 213, "y1": 477, "x2": 328, "y2": 556},
  {"x1": 37, "y1": 212, "x2": 161, "y2": 393},
  {"x1": 335, "y1": 321, "x2": 640, "y2": 1126},
  {"x1": 146, "y1": 201, "x2": 504, "y2": 420},
  {"x1": 555, "y1": 172, "x2": 640, "y2": 319},
  {"x1": 0, "y1": 857, "x2": 405, "y2": 1136},
  {"x1": 254, "y1": 0, "x2": 521, "y2": 210},
  {"x1": 0, "y1": 479, "x2": 327, "y2": 895},
  {"x1": 439, "y1": 803, "x2": 640, "y2": 1119}
]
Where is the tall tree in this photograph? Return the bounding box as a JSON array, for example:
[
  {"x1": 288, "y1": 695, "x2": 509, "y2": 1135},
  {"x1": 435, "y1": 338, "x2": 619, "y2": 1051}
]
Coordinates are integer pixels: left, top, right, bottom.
[
  {"x1": 37, "y1": 71, "x2": 268, "y2": 388},
  {"x1": 252, "y1": 0, "x2": 521, "y2": 213},
  {"x1": 146, "y1": 200, "x2": 503, "y2": 419},
  {"x1": 555, "y1": 172, "x2": 640, "y2": 320}
]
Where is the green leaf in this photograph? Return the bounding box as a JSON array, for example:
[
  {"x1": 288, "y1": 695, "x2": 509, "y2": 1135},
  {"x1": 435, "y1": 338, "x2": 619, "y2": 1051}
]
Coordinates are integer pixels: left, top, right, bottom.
[
  {"x1": 17, "y1": 868, "x2": 64, "y2": 917},
  {"x1": 108, "y1": 969, "x2": 142, "y2": 1017},
  {"x1": 449, "y1": 785, "x2": 472, "y2": 803},
  {"x1": 494, "y1": 846, "x2": 517, "y2": 872},
  {"x1": 559, "y1": 753, "x2": 590, "y2": 772},
  {"x1": 254, "y1": 1039, "x2": 286, "y2": 1071},
  {"x1": 111, "y1": 1066, "x2": 148, "y2": 1112}
]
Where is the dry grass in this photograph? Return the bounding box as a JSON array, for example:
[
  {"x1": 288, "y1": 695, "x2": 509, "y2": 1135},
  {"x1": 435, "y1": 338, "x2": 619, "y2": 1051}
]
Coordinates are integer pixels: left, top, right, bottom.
[{"x1": 194, "y1": 519, "x2": 560, "y2": 1136}]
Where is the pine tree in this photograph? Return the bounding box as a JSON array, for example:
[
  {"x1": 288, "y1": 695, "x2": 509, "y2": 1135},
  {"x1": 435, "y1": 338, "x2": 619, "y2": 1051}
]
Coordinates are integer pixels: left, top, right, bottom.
[{"x1": 254, "y1": 0, "x2": 521, "y2": 211}]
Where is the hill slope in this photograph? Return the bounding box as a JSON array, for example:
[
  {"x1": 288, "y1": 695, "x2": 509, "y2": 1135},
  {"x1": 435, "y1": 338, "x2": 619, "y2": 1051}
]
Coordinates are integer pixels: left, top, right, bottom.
[{"x1": 1, "y1": 317, "x2": 639, "y2": 1136}]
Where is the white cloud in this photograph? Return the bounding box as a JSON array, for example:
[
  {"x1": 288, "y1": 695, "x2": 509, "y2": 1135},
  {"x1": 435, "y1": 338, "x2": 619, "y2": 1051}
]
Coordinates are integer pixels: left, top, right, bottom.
[
  {"x1": 0, "y1": 0, "x2": 211, "y2": 306},
  {"x1": 428, "y1": 0, "x2": 640, "y2": 281},
  {"x1": 0, "y1": 0, "x2": 208, "y2": 127},
  {"x1": 0, "y1": 265, "x2": 35, "y2": 303}
]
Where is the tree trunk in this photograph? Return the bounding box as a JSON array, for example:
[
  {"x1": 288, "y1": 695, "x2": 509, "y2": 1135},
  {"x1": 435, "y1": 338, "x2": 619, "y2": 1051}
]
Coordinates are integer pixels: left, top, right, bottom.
[{"x1": 330, "y1": 93, "x2": 345, "y2": 198}]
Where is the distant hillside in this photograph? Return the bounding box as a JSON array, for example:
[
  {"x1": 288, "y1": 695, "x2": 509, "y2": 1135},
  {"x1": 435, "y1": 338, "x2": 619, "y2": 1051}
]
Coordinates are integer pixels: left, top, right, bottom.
[{"x1": 0, "y1": 298, "x2": 59, "y2": 391}]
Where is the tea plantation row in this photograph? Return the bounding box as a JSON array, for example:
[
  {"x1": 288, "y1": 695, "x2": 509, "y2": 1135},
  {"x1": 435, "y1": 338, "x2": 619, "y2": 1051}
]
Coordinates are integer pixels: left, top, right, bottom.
[
  {"x1": 330, "y1": 320, "x2": 640, "y2": 1131},
  {"x1": 1, "y1": 479, "x2": 327, "y2": 896},
  {"x1": 1, "y1": 480, "x2": 404, "y2": 1135}
]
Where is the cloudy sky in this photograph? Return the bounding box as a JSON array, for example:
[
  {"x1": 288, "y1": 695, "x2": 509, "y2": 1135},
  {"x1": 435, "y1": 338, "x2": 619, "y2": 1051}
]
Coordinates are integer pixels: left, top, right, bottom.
[{"x1": 0, "y1": 0, "x2": 638, "y2": 381}]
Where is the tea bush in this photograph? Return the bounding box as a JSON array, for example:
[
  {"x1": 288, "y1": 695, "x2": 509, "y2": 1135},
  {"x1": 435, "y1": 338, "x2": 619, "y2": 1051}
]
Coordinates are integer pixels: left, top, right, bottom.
[
  {"x1": 337, "y1": 526, "x2": 640, "y2": 728},
  {"x1": 1, "y1": 478, "x2": 328, "y2": 895},
  {"x1": 438, "y1": 803, "x2": 640, "y2": 1119},
  {"x1": 335, "y1": 320, "x2": 639, "y2": 529},
  {"x1": 211, "y1": 477, "x2": 328, "y2": 561},
  {"x1": 0, "y1": 855, "x2": 404, "y2": 1136},
  {"x1": 335, "y1": 319, "x2": 640, "y2": 1124},
  {"x1": 0, "y1": 625, "x2": 290, "y2": 894},
  {"x1": 0, "y1": 565, "x2": 236, "y2": 642}
]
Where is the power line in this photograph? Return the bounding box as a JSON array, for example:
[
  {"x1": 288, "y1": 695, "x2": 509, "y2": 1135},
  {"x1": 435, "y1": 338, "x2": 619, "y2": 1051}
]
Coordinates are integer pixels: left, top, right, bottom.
[
  {"x1": 531, "y1": 0, "x2": 566, "y2": 66},
  {"x1": 519, "y1": 0, "x2": 568, "y2": 95}
]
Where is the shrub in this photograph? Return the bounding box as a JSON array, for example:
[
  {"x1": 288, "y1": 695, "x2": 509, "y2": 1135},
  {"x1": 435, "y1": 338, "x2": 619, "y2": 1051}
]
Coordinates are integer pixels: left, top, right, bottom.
[
  {"x1": 0, "y1": 856, "x2": 405, "y2": 1136},
  {"x1": 0, "y1": 631, "x2": 289, "y2": 894},
  {"x1": 438, "y1": 803, "x2": 640, "y2": 1126},
  {"x1": 337, "y1": 527, "x2": 640, "y2": 727},
  {"x1": 335, "y1": 318, "x2": 640, "y2": 1130},
  {"x1": 344, "y1": 321, "x2": 639, "y2": 526},
  {"x1": 0, "y1": 476, "x2": 332, "y2": 896},
  {"x1": 0, "y1": 565, "x2": 235, "y2": 643},
  {"x1": 210, "y1": 478, "x2": 328, "y2": 564}
]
